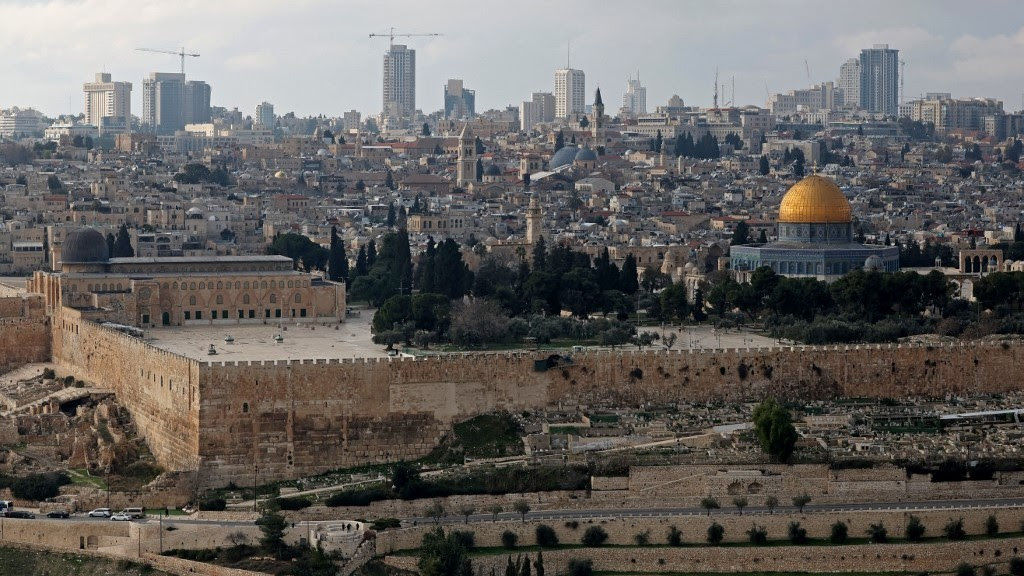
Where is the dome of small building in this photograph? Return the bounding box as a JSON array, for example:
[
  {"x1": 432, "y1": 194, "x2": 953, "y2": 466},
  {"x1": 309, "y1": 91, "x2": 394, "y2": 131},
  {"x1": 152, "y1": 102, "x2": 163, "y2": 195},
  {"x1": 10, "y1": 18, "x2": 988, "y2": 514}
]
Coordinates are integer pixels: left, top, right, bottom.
[
  {"x1": 550, "y1": 145, "x2": 579, "y2": 169},
  {"x1": 274, "y1": 170, "x2": 287, "y2": 179},
  {"x1": 778, "y1": 175, "x2": 851, "y2": 223},
  {"x1": 61, "y1": 228, "x2": 109, "y2": 264},
  {"x1": 484, "y1": 163, "x2": 501, "y2": 176},
  {"x1": 574, "y1": 146, "x2": 597, "y2": 162},
  {"x1": 317, "y1": 148, "x2": 329, "y2": 157},
  {"x1": 864, "y1": 255, "x2": 883, "y2": 271}
]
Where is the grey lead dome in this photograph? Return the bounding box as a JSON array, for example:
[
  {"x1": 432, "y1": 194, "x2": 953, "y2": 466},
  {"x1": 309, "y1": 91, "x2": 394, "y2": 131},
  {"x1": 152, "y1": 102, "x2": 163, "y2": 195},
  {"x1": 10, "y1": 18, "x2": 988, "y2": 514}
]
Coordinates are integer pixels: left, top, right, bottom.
[{"x1": 61, "y1": 228, "x2": 109, "y2": 264}]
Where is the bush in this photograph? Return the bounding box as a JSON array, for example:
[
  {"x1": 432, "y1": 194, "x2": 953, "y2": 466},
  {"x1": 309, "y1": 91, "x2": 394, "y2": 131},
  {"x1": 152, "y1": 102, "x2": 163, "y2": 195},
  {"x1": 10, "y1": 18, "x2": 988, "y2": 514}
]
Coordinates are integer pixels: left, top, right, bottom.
[
  {"x1": 451, "y1": 530, "x2": 475, "y2": 549},
  {"x1": 747, "y1": 524, "x2": 768, "y2": 545},
  {"x1": 706, "y1": 522, "x2": 724, "y2": 545},
  {"x1": 10, "y1": 472, "x2": 71, "y2": 501},
  {"x1": 567, "y1": 559, "x2": 593, "y2": 576},
  {"x1": 985, "y1": 514, "x2": 999, "y2": 536},
  {"x1": 634, "y1": 530, "x2": 651, "y2": 546},
  {"x1": 581, "y1": 526, "x2": 608, "y2": 546},
  {"x1": 199, "y1": 498, "x2": 226, "y2": 511},
  {"x1": 275, "y1": 497, "x2": 312, "y2": 511},
  {"x1": 867, "y1": 522, "x2": 888, "y2": 543},
  {"x1": 956, "y1": 563, "x2": 976, "y2": 576},
  {"x1": 666, "y1": 525, "x2": 683, "y2": 546},
  {"x1": 944, "y1": 518, "x2": 966, "y2": 540},
  {"x1": 371, "y1": 518, "x2": 402, "y2": 530},
  {"x1": 830, "y1": 521, "x2": 848, "y2": 544},
  {"x1": 501, "y1": 530, "x2": 518, "y2": 549},
  {"x1": 535, "y1": 524, "x2": 558, "y2": 547},
  {"x1": 1009, "y1": 557, "x2": 1024, "y2": 576},
  {"x1": 788, "y1": 521, "x2": 807, "y2": 545},
  {"x1": 905, "y1": 515, "x2": 926, "y2": 541},
  {"x1": 42, "y1": 368, "x2": 55, "y2": 380}
]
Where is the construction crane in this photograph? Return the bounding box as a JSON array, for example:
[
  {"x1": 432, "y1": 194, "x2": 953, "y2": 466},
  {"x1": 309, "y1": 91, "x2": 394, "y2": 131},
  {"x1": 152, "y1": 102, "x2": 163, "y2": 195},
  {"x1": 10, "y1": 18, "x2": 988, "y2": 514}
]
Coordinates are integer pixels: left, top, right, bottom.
[
  {"x1": 368, "y1": 27, "x2": 442, "y2": 48},
  {"x1": 136, "y1": 47, "x2": 200, "y2": 75},
  {"x1": 805, "y1": 59, "x2": 811, "y2": 81},
  {"x1": 899, "y1": 59, "x2": 906, "y2": 105}
]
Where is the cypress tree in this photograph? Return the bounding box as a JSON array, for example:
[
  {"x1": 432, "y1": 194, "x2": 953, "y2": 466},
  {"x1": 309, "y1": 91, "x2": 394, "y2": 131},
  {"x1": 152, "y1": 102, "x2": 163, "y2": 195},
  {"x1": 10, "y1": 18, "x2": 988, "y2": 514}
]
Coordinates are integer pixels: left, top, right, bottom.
[
  {"x1": 112, "y1": 224, "x2": 134, "y2": 258},
  {"x1": 328, "y1": 226, "x2": 348, "y2": 283}
]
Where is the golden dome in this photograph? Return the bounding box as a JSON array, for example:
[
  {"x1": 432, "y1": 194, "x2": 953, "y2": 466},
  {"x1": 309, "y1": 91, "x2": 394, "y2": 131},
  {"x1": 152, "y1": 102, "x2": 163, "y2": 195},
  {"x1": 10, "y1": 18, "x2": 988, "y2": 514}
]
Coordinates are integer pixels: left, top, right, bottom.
[{"x1": 778, "y1": 175, "x2": 851, "y2": 223}]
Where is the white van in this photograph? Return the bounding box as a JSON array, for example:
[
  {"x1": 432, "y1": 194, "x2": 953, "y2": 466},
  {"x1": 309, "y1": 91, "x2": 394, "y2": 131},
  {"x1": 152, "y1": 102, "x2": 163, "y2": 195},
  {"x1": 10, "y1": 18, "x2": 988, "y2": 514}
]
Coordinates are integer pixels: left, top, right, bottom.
[{"x1": 121, "y1": 507, "x2": 145, "y2": 519}]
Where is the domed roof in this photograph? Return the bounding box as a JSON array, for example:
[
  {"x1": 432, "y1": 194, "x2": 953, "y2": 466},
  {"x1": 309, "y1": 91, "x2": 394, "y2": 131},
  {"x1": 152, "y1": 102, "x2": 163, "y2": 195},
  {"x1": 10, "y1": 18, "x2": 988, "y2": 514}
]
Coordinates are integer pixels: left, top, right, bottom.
[
  {"x1": 484, "y1": 163, "x2": 501, "y2": 176},
  {"x1": 61, "y1": 228, "x2": 109, "y2": 264},
  {"x1": 778, "y1": 175, "x2": 851, "y2": 223},
  {"x1": 574, "y1": 146, "x2": 597, "y2": 162},
  {"x1": 864, "y1": 255, "x2": 883, "y2": 271},
  {"x1": 550, "y1": 145, "x2": 579, "y2": 169},
  {"x1": 274, "y1": 170, "x2": 287, "y2": 179}
]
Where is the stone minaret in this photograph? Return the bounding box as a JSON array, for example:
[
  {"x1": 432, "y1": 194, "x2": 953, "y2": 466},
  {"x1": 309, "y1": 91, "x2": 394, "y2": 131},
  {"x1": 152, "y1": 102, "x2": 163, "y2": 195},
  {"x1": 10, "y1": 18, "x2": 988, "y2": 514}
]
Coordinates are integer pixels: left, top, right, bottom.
[
  {"x1": 526, "y1": 194, "x2": 543, "y2": 245},
  {"x1": 456, "y1": 123, "x2": 476, "y2": 188}
]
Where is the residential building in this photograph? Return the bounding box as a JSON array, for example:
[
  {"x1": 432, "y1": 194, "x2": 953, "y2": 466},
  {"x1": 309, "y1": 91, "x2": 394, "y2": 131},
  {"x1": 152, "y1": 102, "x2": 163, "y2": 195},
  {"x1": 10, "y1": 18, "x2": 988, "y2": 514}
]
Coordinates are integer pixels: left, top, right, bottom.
[
  {"x1": 342, "y1": 110, "x2": 361, "y2": 133},
  {"x1": 521, "y1": 92, "x2": 555, "y2": 131},
  {"x1": 622, "y1": 76, "x2": 647, "y2": 116},
  {"x1": 768, "y1": 82, "x2": 840, "y2": 115},
  {"x1": 554, "y1": 67, "x2": 585, "y2": 120},
  {"x1": 859, "y1": 44, "x2": 899, "y2": 115},
  {"x1": 184, "y1": 81, "x2": 212, "y2": 124},
  {"x1": 142, "y1": 72, "x2": 186, "y2": 133},
  {"x1": 838, "y1": 58, "x2": 860, "y2": 107},
  {"x1": 443, "y1": 79, "x2": 475, "y2": 119},
  {"x1": 382, "y1": 44, "x2": 415, "y2": 120},
  {"x1": 911, "y1": 97, "x2": 1005, "y2": 135},
  {"x1": 83, "y1": 73, "x2": 132, "y2": 135},
  {"x1": 254, "y1": 101, "x2": 274, "y2": 127}
]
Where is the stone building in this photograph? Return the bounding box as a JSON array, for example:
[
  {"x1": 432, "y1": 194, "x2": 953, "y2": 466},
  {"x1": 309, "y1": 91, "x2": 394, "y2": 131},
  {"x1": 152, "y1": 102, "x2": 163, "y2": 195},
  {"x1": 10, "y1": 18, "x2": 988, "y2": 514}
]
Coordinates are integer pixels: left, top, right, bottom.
[{"x1": 29, "y1": 227, "x2": 345, "y2": 328}]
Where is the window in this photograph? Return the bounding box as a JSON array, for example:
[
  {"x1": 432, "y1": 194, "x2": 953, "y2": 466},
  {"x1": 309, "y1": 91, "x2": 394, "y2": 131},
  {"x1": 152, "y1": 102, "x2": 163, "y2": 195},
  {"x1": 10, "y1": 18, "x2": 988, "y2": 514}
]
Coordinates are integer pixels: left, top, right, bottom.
[
  {"x1": 243, "y1": 294, "x2": 250, "y2": 304},
  {"x1": 216, "y1": 295, "x2": 224, "y2": 305},
  {"x1": 189, "y1": 295, "x2": 196, "y2": 305},
  {"x1": 275, "y1": 309, "x2": 281, "y2": 318},
  {"x1": 196, "y1": 311, "x2": 203, "y2": 320},
  {"x1": 242, "y1": 402, "x2": 249, "y2": 413},
  {"x1": 223, "y1": 309, "x2": 228, "y2": 318},
  {"x1": 212, "y1": 310, "x2": 218, "y2": 319},
  {"x1": 270, "y1": 294, "x2": 277, "y2": 304},
  {"x1": 142, "y1": 314, "x2": 150, "y2": 324},
  {"x1": 184, "y1": 311, "x2": 191, "y2": 320},
  {"x1": 238, "y1": 310, "x2": 244, "y2": 319},
  {"x1": 265, "y1": 309, "x2": 271, "y2": 318},
  {"x1": 249, "y1": 309, "x2": 255, "y2": 318},
  {"x1": 294, "y1": 293, "x2": 301, "y2": 303},
  {"x1": 300, "y1": 308, "x2": 307, "y2": 318}
]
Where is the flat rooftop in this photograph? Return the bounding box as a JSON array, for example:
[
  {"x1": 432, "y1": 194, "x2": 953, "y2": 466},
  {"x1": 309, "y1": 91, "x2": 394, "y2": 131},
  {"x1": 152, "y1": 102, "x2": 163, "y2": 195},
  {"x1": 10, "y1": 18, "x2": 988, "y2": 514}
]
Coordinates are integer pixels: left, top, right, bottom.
[{"x1": 143, "y1": 311, "x2": 388, "y2": 361}]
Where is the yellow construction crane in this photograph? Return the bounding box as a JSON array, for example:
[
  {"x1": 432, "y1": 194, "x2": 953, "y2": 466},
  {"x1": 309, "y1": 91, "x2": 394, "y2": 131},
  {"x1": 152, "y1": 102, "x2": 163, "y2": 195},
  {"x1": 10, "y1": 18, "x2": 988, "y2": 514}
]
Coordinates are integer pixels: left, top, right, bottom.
[
  {"x1": 368, "y1": 27, "x2": 442, "y2": 48},
  {"x1": 136, "y1": 47, "x2": 200, "y2": 75}
]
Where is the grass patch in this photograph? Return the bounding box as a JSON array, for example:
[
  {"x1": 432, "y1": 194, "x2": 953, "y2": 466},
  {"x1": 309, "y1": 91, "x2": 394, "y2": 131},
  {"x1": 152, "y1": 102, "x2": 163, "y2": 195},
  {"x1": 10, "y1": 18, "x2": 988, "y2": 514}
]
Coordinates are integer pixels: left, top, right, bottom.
[
  {"x1": 67, "y1": 468, "x2": 106, "y2": 489},
  {"x1": 0, "y1": 546, "x2": 170, "y2": 575}
]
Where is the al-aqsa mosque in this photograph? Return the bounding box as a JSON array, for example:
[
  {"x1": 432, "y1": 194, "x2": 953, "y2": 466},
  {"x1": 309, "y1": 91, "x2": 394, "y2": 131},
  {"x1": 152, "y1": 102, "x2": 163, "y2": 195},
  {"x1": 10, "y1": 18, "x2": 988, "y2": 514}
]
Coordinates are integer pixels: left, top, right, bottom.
[{"x1": 730, "y1": 174, "x2": 899, "y2": 281}]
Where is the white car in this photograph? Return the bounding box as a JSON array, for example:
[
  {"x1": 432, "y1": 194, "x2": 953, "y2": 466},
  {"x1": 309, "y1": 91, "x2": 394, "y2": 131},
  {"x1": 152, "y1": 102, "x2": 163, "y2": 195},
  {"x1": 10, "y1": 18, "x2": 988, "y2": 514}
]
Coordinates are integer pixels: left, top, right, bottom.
[
  {"x1": 88, "y1": 508, "x2": 111, "y2": 518},
  {"x1": 110, "y1": 512, "x2": 132, "y2": 521}
]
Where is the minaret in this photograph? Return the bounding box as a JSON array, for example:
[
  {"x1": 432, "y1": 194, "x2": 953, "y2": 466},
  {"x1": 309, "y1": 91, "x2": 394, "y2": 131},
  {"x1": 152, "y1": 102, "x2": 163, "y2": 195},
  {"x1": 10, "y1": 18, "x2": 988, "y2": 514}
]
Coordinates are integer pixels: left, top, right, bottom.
[
  {"x1": 591, "y1": 87, "x2": 605, "y2": 140},
  {"x1": 525, "y1": 194, "x2": 543, "y2": 245},
  {"x1": 456, "y1": 123, "x2": 476, "y2": 188}
]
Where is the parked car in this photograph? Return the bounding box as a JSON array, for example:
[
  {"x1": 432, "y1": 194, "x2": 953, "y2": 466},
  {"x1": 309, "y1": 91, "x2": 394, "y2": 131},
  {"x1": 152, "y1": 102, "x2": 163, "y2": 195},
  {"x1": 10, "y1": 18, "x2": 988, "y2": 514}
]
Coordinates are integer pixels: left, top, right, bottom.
[
  {"x1": 110, "y1": 513, "x2": 132, "y2": 521},
  {"x1": 121, "y1": 507, "x2": 145, "y2": 519},
  {"x1": 88, "y1": 508, "x2": 112, "y2": 518},
  {"x1": 46, "y1": 510, "x2": 70, "y2": 518},
  {"x1": 4, "y1": 511, "x2": 35, "y2": 519}
]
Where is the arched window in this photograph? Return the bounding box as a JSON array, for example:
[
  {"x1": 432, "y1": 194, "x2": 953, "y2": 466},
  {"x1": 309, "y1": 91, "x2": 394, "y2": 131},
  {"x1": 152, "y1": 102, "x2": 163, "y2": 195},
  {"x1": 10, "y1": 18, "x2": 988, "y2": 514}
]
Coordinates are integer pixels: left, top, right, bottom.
[
  {"x1": 217, "y1": 282, "x2": 223, "y2": 289},
  {"x1": 199, "y1": 282, "x2": 206, "y2": 290},
  {"x1": 190, "y1": 282, "x2": 196, "y2": 290},
  {"x1": 243, "y1": 294, "x2": 250, "y2": 304},
  {"x1": 270, "y1": 294, "x2": 277, "y2": 304},
  {"x1": 242, "y1": 402, "x2": 249, "y2": 413},
  {"x1": 189, "y1": 295, "x2": 196, "y2": 305},
  {"x1": 294, "y1": 293, "x2": 301, "y2": 303},
  {"x1": 216, "y1": 295, "x2": 224, "y2": 305}
]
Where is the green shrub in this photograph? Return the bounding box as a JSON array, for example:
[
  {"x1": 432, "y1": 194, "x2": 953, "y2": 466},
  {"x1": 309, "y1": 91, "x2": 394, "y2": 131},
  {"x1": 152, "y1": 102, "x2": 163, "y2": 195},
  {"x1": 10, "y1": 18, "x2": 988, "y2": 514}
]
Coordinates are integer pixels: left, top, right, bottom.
[
  {"x1": 535, "y1": 524, "x2": 558, "y2": 547},
  {"x1": 275, "y1": 497, "x2": 312, "y2": 511},
  {"x1": 956, "y1": 563, "x2": 976, "y2": 576},
  {"x1": 501, "y1": 530, "x2": 518, "y2": 549},
  {"x1": 747, "y1": 524, "x2": 768, "y2": 545},
  {"x1": 866, "y1": 522, "x2": 888, "y2": 543},
  {"x1": 706, "y1": 522, "x2": 724, "y2": 545},
  {"x1": 11, "y1": 472, "x2": 71, "y2": 501},
  {"x1": 567, "y1": 559, "x2": 593, "y2": 576},
  {"x1": 634, "y1": 529, "x2": 651, "y2": 546},
  {"x1": 1008, "y1": 557, "x2": 1024, "y2": 576},
  {"x1": 666, "y1": 525, "x2": 683, "y2": 546},
  {"x1": 944, "y1": 518, "x2": 966, "y2": 540},
  {"x1": 905, "y1": 515, "x2": 926, "y2": 541},
  {"x1": 985, "y1": 514, "x2": 999, "y2": 536},
  {"x1": 371, "y1": 518, "x2": 402, "y2": 530},
  {"x1": 581, "y1": 526, "x2": 608, "y2": 546},
  {"x1": 830, "y1": 521, "x2": 848, "y2": 544},
  {"x1": 199, "y1": 498, "x2": 226, "y2": 511},
  {"x1": 788, "y1": 521, "x2": 807, "y2": 545}
]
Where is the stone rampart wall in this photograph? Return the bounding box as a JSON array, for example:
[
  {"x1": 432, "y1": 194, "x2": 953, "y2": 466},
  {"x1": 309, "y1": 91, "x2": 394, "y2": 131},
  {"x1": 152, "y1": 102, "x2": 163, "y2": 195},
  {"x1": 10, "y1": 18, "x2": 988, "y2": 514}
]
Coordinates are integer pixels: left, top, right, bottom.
[
  {"x1": 0, "y1": 295, "x2": 50, "y2": 372},
  {"x1": 51, "y1": 312, "x2": 201, "y2": 471}
]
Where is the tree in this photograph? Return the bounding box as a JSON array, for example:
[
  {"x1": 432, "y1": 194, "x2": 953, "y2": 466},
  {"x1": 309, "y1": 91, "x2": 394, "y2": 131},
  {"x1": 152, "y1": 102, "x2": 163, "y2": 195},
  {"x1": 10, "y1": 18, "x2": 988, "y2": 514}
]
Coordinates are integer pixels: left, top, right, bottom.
[
  {"x1": 830, "y1": 521, "x2": 848, "y2": 544},
  {"x1": 354, "y1": 245, "x2": 368, "y2": 277},
  {"x1": 866, "y1": 522, "x2": 888, "y2": 543},
  {"x1": 475, "y1": 136, "x2": 485, "y2": 155},
  {"x1": 513, "y1": 499, "x2": 530, "y2": 523},
  {"x1": 765, "y1": 495, "x2": 778, "y2": 514},
  {"x1": 732, "y1": 496, "x2": 748, "y2": 515},
  {"x1": 787, "y1": 521, "x2": 808, "y2": 544},
  {"x1": 666, "y1": 525, "x2": 683, "y2": 546},
  {"x1": 46, "y1": 174, "x2": 62, "y2": 191},
  {"x1": 328, "y1": 226, "x2": 348, "y2": 283},
  {"x1": 554, "y1": 131, "x2": 565, "y2": 152},
  {"x1": 268, "y1": 233, "x2": 329, "y2": 272},
  {"x1": 501, "y1": 531, "x2": 518, "y2": 549},
  {"x1": 418, "y1": 527, "x2": 473, "y2": 576},
  {"x1": 533, "y1": 550, "x2": 544, "y2": 576},
  {"x1": 731, "y1": 221, "x2": 750, "y2": 246},
  {"x1": 257, "y1": 508, "x2": 288, "y2": 558},
  {"x1": 905, "y1": 515, "x2": 926, "y2": 541},
  {"x1": 792, "y1": 493, "x2": 811, "y2": 513},
  {"x1": 753, "y1": 398, "x2": 799, "y2": 462},
  {"x1": 654, "y1": 130, "x2": 663, "y2": 153},
  {"x1": 535, "y1": 524, "x2": 558, "y2": 547},
  {"x1": 700, "y1": 496, "x2": 720, "y2": 516},
  {"x1": 488, "y1": 504, "x2": 503, "y2": 522},
  {"x1": 105, "y1": 233, "x2": 115, "y2": 257},
  {"x1": 956, "y1": 564, "x2": 977, "y2": 576},
  {"x1": 581, "y1": 526, "x2": 608, "y2": 546},
  {"x1": 422, "y1": 122, "x2": 431, "y2": 136},
  {"x1": 985, "y1": 514, "x2": 999, "y2": 536},
  {"x1": 706, "y1": 522, "x2": 724, "y2": 545},
  {"x1": 425, "y1": 501, "x2": 446, "y2": 524},
  {"x1": 15, "y1": 175, "x2": 27, "y2": 186},
  {"x1": 112, "y1": 224, "x2": 134, "y2": 258},
  {"x1": 1009, "y1": 557, "x2": 1024, "y2": 576},
  {"x1": 758, "y1": 229, "x2": 768, "y2": 243},
  {"x1": 385, "y1": 170, "x2": 396, "y2": 190},
  {"x1": 567, "y1": 559, "x2": 592, "y2": 576},
  {"x1": 747, "y1": 524, "x2": 768, "y2": 545},
  {"x1": 759, "y1": 154, "x2": 770, "y2": 175},
  {"x1": 619, "y1": 254, "x2": 639, "y2": 294},
  {"x1": 943, "y1": 517, "x2": 966, "y2": 540}
]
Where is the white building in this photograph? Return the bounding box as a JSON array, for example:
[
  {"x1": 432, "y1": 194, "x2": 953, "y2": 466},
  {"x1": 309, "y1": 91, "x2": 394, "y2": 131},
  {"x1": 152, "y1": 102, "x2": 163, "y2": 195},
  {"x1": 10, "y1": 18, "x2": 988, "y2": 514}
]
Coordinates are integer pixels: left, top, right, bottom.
[
  {"x1": 0, "y1": 108, "x2": 46, "y2": 138},
  {"x1": 554, "y1": 67, "x2": 585, "y2": 120},
  {"x1": 622, "y1": 77, "x2": 647, "y2": 116},
  {"x1": 521, "y1": 92, "x2": 555, "y2": 131},
  {"x1": 254, "y1": 102, "x2": 274, "y2": 127},
  {"x1": 83, "y1": 73, "x2": 132, "y2": 135},
  {"x1": 342, "y1": 110, "x2": 361, "y2": 133},
  {"x1": 383, "y1": 44, "x2": 416, "y2": 120},
  {"x1": 837, "y1": 59, "x2": 860, "y2": 107}
]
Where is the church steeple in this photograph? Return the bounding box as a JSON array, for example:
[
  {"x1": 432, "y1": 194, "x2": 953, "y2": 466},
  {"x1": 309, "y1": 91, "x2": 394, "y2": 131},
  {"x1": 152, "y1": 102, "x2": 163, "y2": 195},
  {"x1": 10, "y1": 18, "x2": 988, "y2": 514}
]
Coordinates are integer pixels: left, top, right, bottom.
[
  {"x1": 594, "y1": 87, "x2": 603, "y2": 107},
  {"x1": 591, "y1": 88, "x2": 605, "y2": 140}
]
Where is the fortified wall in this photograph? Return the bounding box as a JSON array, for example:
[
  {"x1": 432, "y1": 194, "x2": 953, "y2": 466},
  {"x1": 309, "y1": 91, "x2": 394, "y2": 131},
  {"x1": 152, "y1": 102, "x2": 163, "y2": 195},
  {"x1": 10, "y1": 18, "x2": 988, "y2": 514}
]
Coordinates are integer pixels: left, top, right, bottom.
[{"x1": 0, "y1": 294, "x2": 50, "y2": 372}]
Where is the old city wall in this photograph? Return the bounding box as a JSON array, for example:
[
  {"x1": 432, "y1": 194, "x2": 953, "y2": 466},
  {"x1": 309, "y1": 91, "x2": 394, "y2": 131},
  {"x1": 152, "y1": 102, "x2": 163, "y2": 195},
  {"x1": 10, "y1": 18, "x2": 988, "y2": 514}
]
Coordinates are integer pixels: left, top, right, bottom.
[
  {"x1": 51, "y1": 311, "x2": 201, "y2": 472},
  {"x1": 197, "y1": 341, "x2": 1023, "y2": 485},
  {"x1": 0, "y1": 295, "x2": 50, "y2": 372}
]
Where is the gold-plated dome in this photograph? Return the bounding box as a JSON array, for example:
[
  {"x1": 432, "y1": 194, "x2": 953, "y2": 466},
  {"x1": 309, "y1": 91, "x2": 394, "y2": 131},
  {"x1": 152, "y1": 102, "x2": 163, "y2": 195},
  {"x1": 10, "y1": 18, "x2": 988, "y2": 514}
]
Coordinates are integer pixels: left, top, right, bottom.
[{"x1": 778, "y1": 175, "x2": 851, "y2": 223}]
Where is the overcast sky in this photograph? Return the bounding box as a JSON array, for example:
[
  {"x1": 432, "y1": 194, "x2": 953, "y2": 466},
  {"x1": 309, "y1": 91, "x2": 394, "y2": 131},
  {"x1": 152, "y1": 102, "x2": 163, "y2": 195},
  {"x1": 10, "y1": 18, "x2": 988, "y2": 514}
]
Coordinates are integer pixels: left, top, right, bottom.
[{"x1": 1, "y1": 0, "x2": 1022, "y2": 119}]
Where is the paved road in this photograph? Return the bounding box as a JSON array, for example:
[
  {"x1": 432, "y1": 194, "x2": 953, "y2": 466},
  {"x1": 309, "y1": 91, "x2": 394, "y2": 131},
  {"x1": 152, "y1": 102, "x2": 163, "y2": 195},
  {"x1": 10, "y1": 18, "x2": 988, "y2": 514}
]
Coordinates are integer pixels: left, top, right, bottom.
[{"x1": 30, "y1": 496, "x2": 1024, "y2": 529}]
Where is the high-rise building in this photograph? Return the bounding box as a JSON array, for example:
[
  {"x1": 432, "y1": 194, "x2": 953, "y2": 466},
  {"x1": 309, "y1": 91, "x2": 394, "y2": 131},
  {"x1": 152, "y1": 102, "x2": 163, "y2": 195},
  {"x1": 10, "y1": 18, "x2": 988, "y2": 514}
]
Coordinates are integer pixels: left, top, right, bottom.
[
  {"x1": 254, "y1": 102, "x2": 275, "y2": 127},
  {"x1": 859, "y1": 44, "x2": 899, "y2": 115},
  {"x1": 142, "y1": 72, "x2": 186, "y2": 133},
  {"x1": 520, "y1": 92, "x2": 555, "y2": 131},
  {"x1": 382, "y1": 44, "x2": 416, "y2": 120},
  {"x1": 83, "y1": 73, "x2": 132, "y2": 135},
  {"x1": 342, "y1": 110, "x2": 361, "y2": 132},
  {"x1": 444, "y1": 79, "x2": 476, "y2": 119},
  {"x1": 837, "y1": 59, "x2": 860, "y2": 107},
  {"x1": 622, "y1": 77, "x2": 647, "y2": 116},
  {"x1": 554, "y1": 67, "x2": 585, "y2": 120},
  {"x1": 184, "y1": 81, "x2": 212, "y2": 125}
]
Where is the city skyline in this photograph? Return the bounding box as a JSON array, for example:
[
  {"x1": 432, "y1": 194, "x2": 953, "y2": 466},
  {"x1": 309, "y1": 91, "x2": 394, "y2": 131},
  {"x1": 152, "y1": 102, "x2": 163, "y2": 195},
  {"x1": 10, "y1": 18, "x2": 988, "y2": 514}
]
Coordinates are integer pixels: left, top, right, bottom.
[{"x1": 0, "y1": 0, "x2": 1022, "y2": 119}]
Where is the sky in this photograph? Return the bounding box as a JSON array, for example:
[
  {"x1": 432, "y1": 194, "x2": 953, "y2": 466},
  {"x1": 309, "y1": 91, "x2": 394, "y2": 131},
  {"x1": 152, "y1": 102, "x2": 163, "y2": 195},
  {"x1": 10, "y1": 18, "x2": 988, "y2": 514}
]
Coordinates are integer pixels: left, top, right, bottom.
[{"x1": 1, "y1": 0, "x2": 1023, "y2": 119}]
